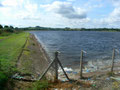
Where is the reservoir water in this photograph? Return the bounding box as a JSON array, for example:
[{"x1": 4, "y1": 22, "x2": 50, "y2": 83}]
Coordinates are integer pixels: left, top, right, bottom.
[{"x1": 30, "y1": 31, "x2": 120, "y2": 69}]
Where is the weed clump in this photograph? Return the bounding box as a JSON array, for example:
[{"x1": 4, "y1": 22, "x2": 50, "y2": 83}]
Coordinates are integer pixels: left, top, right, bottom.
[{"x1": 107, "y1": 72, "x2": 115, "y2": 76}]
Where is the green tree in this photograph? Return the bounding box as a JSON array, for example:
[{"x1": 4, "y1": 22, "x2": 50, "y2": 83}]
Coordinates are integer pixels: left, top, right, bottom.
[
  {"x1": 0, "y1": 24, "x2": 3, "y2": 34},
  {"x1": 64, "y1": 27, "x2": 70, "y2": 31},
  {"x1": 4, "y1": 25, "x2": 14, "y2": 32},
  {"x1": 9, "y1": 26, "x2": 14, "y2": 29},
  {"x1": 0, "y1": 24, "x2": 3, "y2": 29},
  {"x1": 4, "y1": 25, "x2": 9, "y2": 29}
]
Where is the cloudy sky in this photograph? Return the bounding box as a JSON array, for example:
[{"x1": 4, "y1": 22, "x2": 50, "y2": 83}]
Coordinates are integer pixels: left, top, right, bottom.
[{"x1": 0, "y1": 0, "x2": 120, "y2": 28}]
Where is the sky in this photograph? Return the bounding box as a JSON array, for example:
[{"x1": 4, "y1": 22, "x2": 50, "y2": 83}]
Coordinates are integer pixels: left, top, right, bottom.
[{"x1": 0, "y1": 0, "x2": 120, "y2": 28}]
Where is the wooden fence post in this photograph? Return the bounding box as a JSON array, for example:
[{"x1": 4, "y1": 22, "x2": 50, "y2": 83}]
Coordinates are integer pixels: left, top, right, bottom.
[
  {"x1": 80, "y1": 50, "x2": 83, "y2": 79},
  {"x1": 38, "y1": 59, "x2": 55, "y2": 80},
  {"x1": 57, "y1": 59, "x2": 70, "y2": 81},
  {"x1": 54, "y1": 51, "x2": 58, "y2": 81},
  {"x1": 111, "y1": 48, "x2": 115, "y2": 73},
  {"x1": 38, "y1": 51, "x2": 70, "y2": 81}
]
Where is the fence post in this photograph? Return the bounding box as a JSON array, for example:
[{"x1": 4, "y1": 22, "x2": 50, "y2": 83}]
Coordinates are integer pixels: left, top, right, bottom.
[
  {"x1": 80, "y1": 50, "x2": 83, "y2": 79},
  {"x1": 111, "y1": 48, "x2": 115, "y2": 73},
  {"x1": 54, "y1": 51, "x2": 58, "y2": 81},
  {"x1": 57, "y1": 59, "x2": 70, "y2": 81},
  {"x1": 38, "y1": 59, "x2": 55, "y2": 80},
  {"x1": 38, "y1": 51, "x2": 70, "y2": 81}
]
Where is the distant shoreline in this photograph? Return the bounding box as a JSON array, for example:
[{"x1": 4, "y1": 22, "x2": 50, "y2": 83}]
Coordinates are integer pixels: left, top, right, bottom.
[
  {"x1": 17, "y1": 26, "x2": 120, "y2": 32},
  {"x1": 28, "y1": 30, "x2": 119, "y2": 32}
]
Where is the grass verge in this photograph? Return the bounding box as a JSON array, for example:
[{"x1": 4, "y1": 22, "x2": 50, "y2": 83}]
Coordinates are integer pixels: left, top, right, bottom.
[{"x1": 0, "y1": 32, "x2": 29, "y2": 89}]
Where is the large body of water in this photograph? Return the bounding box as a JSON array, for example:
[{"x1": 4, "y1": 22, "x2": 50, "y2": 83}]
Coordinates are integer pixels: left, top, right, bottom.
[{"x1": 30, "y1": 31, "x2": 120, "y2": 69}]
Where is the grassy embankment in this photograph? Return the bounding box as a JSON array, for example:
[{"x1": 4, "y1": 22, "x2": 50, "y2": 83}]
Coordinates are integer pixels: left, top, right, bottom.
[
  {"x1": 0, "y1": 32, "x2": 29, "y2": 89},
  {"x1": 0, "y1": 32, "x2": 14, "y2": 39},
  {"x1": 0, "y1": 32, "x2": 52, "y2": 90}
]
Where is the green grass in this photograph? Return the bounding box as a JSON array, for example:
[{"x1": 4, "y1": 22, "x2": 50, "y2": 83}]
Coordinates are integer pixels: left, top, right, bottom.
[
  {"x1": 0, "y1": 32, "x2": 29, "y2": 68},
  {"x1": 0, "y1": 37, "x2": 6, "y2": 39},
  {"x1": 32, "y1": 79, "x2": 50, "y2": 90},
  {"x1": 0, "y1": 31, "x2": 23, "y2": 40},
  {"x1": 0, "y1": 32, "x2": 29, "y2": 89},
  {"x1": 0, "y1": 34, "x2": 11, "y2": 39}
]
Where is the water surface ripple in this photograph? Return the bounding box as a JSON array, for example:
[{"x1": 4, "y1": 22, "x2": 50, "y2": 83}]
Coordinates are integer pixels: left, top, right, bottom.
[{"x1": 30, "y1": 31, "x2": 120, "y2": 68}]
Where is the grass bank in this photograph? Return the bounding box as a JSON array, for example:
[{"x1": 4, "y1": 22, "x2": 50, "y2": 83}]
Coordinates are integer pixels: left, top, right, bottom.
[{"x1": 0, "y1": 32, "x2": 29, "y2": 89}]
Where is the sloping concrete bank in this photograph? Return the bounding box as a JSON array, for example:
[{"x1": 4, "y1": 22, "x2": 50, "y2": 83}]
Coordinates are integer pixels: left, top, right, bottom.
[
  {"x1": 13, "y1": 34, "x2": 52, "y2": 89},
  {"x1": 17, "y1": 34, "x2": 51, "y2": 76}
]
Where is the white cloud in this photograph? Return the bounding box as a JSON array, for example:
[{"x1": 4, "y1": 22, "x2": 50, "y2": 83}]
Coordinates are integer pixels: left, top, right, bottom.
[
  {"x1": 2, "y1": 0, "x2": 24, "y2": 7},
  {"x1": 105, "y1": 0, "x2": 120, "y2": 26},
  {"x1": 103, "y1": 7, "x2": 120, "y2": 24},
  {"x1": 0, "y1": 0, "x2": 39, "y2": 21},
  {"x1": 111, "y1": 0, "x2": 120, "y2": 7},
  {"x1": 41, "y1": 1, "x2": 87, "y2": 19},
  {"x1": 90, "y1": 7, "x2": 120, "y2": 28},
  {"x1": 110, "y1": 7, "x2": 120, "y2": 17},
  {"x1": 86, "y1": 0, "x2": 120, "y2": 28}
]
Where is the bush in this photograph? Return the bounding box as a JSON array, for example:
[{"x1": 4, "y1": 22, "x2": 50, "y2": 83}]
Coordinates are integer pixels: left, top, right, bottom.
[
  {"x1": 0, "y1": 32, "x2": 11, "y2": 36},
  {"x1": 4, "y1": 28, "x2": 14, "y2": 33},
  {"x1": 0, "y1": 72, "x2": 8, "y2": 89},
  {"x1": 0, "y1": 30, "x2": 2, "y2": 34},
  {"x1": 4, "y1": 25, "x2": 14, "y2": 33},
  {"x1": 0, "y1": 59, "x2": 17, "y2": 89},
  {"x1": 107, "y1": 72, "x2": 115, "y2": 76}
]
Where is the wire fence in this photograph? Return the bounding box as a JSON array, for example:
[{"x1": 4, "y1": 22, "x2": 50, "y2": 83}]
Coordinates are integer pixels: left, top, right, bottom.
[{"x1": 39, "y1": 48, "x2": 120, "y2": 81}]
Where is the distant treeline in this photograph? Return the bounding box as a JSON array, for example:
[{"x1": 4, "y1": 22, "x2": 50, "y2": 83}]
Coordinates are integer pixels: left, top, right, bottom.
[
  {"x1": 17, "y1": 26, "x2": 120, "y2": 32},
  {"x1": 1, "y1": 24, "x2": 120, "y2": 32},
  {"x1": 0, "y1": 24, "x2": 22, "y2": 36},
  {"x1": 0, "y1": 24, "x2": 17, "y2": 34}
]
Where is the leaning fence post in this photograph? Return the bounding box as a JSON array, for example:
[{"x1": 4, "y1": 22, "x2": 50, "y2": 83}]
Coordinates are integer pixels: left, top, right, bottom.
[
  {"x1": 57, "y1": 59, "x2": 70, "y2": 81},
  {"x1": 54, "y1": 51, "x2": 58, "y2": 81},
  {"x1": 80, "y1": 50, "x2": 83, "y2": 79},
  {"x1": 38, "y1": 59, "x2": 55, "y2": 80},
  {"x1": 111, "y1": 48, "x2": 115, "y2": 73}
]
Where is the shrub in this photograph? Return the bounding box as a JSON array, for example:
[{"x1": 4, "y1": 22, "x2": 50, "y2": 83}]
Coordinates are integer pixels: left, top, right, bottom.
[
  {"x1": 0, "y1": 30, "x2": 2, "y2": 34},
  {"x1": 4, "y1": 25, "x2": 14, "y2": 33},
  {"x1": 0, "y1": 72, "x2": 8, "y2": 89},
  {"x1": 0, "y1": 32, "x2": 11, "y2": 36},
  {"x1": 0, "y1": 24, "x2": 3, "y2": 29},
  {"x1": 107, "y1": 72, "x2": 115, "y2": 76},
  {"x1": 4, "y1": 28, "x2": 14, "y2": 33}
]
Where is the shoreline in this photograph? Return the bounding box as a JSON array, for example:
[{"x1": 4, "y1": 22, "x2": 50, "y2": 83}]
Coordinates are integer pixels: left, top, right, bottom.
[
  {"x1": 32, "y1": 34, "x2": 51, "y2": 63},
  {"x1": 31, "y1": 34, "x2": 55, "y2": 79}
]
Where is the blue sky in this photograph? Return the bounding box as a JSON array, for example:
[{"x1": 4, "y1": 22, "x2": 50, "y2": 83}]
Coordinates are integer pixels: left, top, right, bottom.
[{"x1": 0, "y1": 0, "x2": 120, "y2": 28}]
